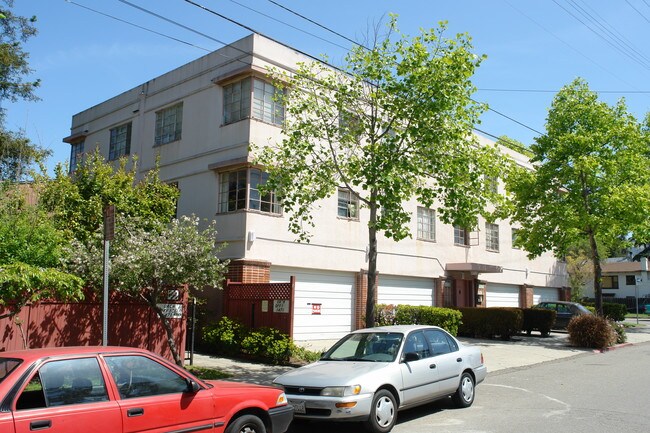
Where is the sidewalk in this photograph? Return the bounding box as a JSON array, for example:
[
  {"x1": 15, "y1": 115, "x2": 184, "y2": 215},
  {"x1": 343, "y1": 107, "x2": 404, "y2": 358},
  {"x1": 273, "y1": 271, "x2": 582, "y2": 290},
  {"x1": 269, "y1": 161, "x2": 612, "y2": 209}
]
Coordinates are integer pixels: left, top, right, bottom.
[{"x1": 190, "y1": 321, "x2": 650, "y2": 385}]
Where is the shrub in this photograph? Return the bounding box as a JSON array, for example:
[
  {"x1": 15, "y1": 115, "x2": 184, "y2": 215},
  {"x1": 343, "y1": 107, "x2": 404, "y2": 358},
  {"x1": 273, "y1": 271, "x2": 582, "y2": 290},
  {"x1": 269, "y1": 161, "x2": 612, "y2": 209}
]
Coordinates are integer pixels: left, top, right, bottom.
[
  {"x1": 375, "y1": 304, "x2": 463, "y2": 336},
  {"x1": 241, "y1": 327, "x2": 293, "y2": 364},
  {"x1": 290, "y1": 344, "x2": 322, "y2": 364},
  {"x1": 523, "y1": 308, "x2": 556, "y2": 336},
  {"x1": 202, "y1": 317, "x2": 247, "y2": 356},
  {"x1": 456, "y1": 307, "x2": 523, "y2": 340},
  {"x1": 567, "y1": 314, "x2": 617, "y2": 349},
  {"x1": 609, "y1": 320, "x2": 627, "y2": 344},
  {"x1": 602, "y1": 303, "x2": 626, "y2": 322}
]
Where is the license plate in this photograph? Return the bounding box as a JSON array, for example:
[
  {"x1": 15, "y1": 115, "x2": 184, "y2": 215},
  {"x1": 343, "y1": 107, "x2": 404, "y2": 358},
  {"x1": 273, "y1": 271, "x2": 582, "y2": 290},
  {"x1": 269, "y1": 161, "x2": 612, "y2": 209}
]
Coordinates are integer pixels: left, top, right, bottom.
[{"x1": 291, "y1": 401, "x2": 306, "y2": 414}]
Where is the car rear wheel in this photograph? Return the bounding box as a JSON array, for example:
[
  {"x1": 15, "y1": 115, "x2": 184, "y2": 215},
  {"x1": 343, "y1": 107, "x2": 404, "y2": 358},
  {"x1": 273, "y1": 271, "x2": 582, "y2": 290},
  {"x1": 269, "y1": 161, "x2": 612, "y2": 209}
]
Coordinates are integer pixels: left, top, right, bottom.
[
  {"x1": 452, "y1": 372, "x2": 475, "y2": 408},
  {"x1": 364, "y1": 389, "x2": 397, "y2": 433},
  {"x1": 225, "y1": 414, "x2": 266, "y2": 433}
]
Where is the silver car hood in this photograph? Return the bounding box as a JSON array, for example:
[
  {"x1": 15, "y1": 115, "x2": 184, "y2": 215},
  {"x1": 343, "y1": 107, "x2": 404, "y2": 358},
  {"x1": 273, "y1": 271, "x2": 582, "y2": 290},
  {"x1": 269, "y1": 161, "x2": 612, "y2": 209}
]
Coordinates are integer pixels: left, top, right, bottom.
[{"x1": 275, "y1": 360, "x2": 394, "y2": 387}]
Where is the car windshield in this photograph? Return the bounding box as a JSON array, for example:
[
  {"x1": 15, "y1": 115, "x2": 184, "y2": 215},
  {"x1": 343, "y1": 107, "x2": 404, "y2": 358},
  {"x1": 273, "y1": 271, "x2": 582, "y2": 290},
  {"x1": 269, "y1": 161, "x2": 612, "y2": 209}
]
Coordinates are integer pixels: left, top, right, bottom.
[
  {"x1": 0, "y1": 358, "x2": 22, "y2": 384},
  {"x1": 321, "y1": 332, "x2": 403, "y2": 362}
]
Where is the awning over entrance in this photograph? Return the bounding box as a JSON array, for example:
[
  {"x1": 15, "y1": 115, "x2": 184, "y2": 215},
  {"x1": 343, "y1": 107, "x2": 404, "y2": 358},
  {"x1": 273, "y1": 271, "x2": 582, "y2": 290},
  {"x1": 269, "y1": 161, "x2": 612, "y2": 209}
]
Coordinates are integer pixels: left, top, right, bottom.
[{"x1": 446, "y1": 263, "x2": 503, "y2": 275}]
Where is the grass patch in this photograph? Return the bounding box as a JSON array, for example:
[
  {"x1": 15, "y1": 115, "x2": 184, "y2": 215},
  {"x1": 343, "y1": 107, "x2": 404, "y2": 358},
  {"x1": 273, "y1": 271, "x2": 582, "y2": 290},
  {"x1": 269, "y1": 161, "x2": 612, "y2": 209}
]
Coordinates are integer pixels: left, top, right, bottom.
[{"x1": 186, "y1": 366, "x2": 231, "y2": 380}]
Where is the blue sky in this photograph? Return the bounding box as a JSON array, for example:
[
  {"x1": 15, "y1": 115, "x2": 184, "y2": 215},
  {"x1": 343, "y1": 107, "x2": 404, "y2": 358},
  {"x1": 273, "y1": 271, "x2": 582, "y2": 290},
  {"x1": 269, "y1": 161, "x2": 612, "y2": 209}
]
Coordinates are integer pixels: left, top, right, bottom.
[{"x1": 5, "y1": 0, "x2": 650, "y2": 173}]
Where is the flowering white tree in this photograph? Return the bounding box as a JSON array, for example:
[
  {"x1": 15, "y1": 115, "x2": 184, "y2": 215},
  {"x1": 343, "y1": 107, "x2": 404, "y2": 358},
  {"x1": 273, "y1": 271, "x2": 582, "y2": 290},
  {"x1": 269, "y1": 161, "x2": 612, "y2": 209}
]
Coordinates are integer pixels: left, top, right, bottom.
[{"x1": 67, "y1": 215, "x2": 228, "y2": 365}]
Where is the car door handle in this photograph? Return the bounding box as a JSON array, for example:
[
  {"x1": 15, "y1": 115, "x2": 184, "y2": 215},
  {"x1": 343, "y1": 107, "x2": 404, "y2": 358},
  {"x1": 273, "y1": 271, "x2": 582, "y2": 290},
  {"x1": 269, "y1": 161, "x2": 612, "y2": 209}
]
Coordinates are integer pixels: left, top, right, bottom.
[
  {"x1": 429, "y1": 364, "x2": 436, "y2": 369},
  {"x1": 30, "y1": 420, "x2": 52, "y2": 430},
  {"x1": 127, "y1": 408, "x2": 145, "y2": 417},
  {"x1": 456, "y1": 358, "x2": 462, "y2": 363}
]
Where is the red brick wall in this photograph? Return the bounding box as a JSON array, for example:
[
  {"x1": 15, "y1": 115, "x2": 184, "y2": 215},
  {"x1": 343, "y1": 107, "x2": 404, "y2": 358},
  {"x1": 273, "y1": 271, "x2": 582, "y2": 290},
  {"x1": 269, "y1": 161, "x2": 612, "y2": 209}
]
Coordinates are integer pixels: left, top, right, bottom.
[
  {"x1": 226, "y1": 259, "x2": 271, "y2": 283},
  {"x1": 520, "y1": 285, "x2": 534, "y2": 308}
]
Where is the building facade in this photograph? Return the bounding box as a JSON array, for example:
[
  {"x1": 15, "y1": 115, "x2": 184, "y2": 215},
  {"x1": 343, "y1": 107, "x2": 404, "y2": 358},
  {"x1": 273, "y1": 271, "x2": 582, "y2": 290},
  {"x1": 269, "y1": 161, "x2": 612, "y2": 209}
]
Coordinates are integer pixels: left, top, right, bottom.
[{"x1": 64, "y1": 34, "x2": 568, "y2": 343}]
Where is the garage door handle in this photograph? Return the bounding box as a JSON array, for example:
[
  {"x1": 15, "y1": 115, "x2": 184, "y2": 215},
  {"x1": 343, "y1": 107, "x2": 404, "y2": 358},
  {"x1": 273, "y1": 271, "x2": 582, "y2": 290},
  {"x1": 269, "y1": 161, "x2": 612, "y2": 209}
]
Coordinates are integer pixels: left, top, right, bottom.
[
  {"x1": 456, "y1": 358, "x2": 462, "y2": 363},
  {"x1": 30, "y1": 420, "x2": 51, "y2": 430},
  {"x1": 429, "y1": 364, "x2": 436, "y2": 369},
  {"x1": 127, "y1": 408, "x2": 145, "y2": 417}
]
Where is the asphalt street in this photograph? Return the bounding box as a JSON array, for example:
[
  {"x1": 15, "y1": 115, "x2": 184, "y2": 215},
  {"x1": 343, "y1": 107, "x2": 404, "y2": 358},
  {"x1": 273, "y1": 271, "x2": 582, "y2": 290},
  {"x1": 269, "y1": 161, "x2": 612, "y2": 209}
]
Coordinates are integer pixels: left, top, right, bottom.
[{"x1": 286, "y1": 341, "x2": 650, "y2": 433}]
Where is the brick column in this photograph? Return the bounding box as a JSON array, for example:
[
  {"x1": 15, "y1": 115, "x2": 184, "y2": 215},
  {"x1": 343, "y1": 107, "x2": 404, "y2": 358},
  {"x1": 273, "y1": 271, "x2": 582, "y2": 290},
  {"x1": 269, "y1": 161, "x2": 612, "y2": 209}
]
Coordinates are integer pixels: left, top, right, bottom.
[
  {"x1": 355, "y1": 270, "x2": 376, "y2": 330},
  {"x1": 519, "y1": 284, "x2": 534, "y2": 308},
  {"x1": 434, "y1": 279, "x2": 445, "y2": 307},
  {"x1": 226, "y1": 259, "x2": 271, "y2": 283},
  {"x1": 559, "y1": 287, "x2": 572, "y2": 301}
]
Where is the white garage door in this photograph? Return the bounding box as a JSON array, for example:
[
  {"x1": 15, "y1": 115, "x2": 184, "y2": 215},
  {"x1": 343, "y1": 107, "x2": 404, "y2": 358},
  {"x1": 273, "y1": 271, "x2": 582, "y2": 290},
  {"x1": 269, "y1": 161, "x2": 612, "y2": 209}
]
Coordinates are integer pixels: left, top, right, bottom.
[
  {"x1": 533, "y1": 287, "x2": 560, "y2": 304},
  {"x1": 271, "y1": 267, "x2": 354, "y2": 342},
  {"x1": 486, "y1": 283, "x2": 520, "y2": 307},
  {"x1": 378, "y1": 275, "x2": 435, "y2": 306}
]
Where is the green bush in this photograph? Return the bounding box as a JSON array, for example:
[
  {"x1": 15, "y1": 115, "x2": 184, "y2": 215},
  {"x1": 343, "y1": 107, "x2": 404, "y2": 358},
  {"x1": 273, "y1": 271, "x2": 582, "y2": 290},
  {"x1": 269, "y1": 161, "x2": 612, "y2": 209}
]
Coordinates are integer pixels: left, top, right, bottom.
[
  {"x1": 241, "y1": 327, "x2": 293, "y2": 365},
  {"x1": 202, "y1": 316, "x2": 247, "y2": 356},
  {"x1": 375, "y1": 304, "x2": 463, "y2": 336},
  {"x1": 602, "y1": 303, "x2": 627, "y2": 322},
  {"x1": 456, "y1": 307, "x2": 523, "y2": 340},
  {"x1": 567, "y1": 314, "x2": 616, "y2": 349},
  {"x1": 523, "y1": 308, "x2": 556, "y2": 336}
]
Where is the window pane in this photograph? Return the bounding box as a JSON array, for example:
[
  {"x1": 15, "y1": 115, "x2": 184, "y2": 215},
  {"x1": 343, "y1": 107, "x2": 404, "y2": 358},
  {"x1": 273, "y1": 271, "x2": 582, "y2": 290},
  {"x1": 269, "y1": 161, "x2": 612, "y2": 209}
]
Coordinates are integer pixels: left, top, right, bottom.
[
  {"x1": 251, "y1": 78, "x2": 284, "y2": 125},
  {"x1": 417, "y1": 207, "x2": 435, "y2": 241},
  {"x1": 105, "y1": 355, "x2": 188, "y2": 399},
  {"x1": 155, "y1": 103, "x2": 183, "y2": 145},
  {"x1": 17, "y1": 358, "x2": 109, "y2": 409},
  {"x1": 486, "y1": 223, "x2": 499, "y2": 252},
  {"x1": 109, "y1": 123, "x2": 131, "y2": 160}
]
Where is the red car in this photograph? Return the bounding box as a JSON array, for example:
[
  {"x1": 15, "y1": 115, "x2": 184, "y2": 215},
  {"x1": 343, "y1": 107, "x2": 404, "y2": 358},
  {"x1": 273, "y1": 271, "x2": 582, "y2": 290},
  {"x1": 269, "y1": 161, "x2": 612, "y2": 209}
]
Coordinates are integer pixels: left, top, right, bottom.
[{"x1": 0, "y1": 346, "x2": 293, "y2": 433}]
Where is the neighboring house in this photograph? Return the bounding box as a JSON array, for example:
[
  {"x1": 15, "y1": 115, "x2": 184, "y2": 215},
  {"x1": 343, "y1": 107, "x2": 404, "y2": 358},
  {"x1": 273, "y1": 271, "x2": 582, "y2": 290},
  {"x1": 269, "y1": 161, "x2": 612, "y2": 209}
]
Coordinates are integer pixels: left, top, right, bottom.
[
  {"x1": 63, "y1": 33, "x2": 568, "y2": 343},
  {"x1": 584, "y1": 257, "x2": 650, "y2": 300}
]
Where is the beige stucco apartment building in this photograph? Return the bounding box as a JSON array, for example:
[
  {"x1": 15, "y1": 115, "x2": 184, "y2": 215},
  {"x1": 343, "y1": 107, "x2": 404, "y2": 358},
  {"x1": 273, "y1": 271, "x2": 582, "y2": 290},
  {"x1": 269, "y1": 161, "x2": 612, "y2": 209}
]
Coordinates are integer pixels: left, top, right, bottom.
[{"x1": 63, "y1": 33, "x2": 568, "y2": 343}]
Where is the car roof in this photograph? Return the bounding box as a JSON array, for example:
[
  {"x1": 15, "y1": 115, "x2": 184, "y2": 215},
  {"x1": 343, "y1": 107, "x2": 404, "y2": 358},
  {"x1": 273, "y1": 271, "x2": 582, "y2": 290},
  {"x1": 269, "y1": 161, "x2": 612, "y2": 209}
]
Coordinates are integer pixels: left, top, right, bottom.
[
  {"x1": 0, "y1": 346, "x2": 151, "y2": 362},
  {"x1": 351, "y1": 324, "x2": 443, "y2": 334},
  {"x1": 539, "y1": 301, "x2": 578, "y2": 305}
]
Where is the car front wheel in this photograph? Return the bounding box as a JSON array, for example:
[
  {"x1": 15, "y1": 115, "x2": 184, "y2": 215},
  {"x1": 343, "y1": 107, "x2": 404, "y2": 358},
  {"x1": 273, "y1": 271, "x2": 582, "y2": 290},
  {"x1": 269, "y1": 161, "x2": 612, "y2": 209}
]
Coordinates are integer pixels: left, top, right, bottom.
[
  {"x1": 225, "y1": 414, "x2": 267, "y2": 433},
  {"x1": 364, "y1": 389, "x2": 397, "y2": 433},
  {"x1": 452, "y1": 372, "x2": 475, "y2": 408}
]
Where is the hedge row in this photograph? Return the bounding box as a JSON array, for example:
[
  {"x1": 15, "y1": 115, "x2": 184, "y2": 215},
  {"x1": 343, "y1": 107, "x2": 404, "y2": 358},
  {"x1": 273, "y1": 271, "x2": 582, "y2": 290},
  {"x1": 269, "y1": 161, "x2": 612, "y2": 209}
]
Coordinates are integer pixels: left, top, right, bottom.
[
  {"x1": 377, "y1": 304, "x2": 556, "y2": 340},
  {"x1": 375, "y1": 304, "x2": 463, "y2": 336}
]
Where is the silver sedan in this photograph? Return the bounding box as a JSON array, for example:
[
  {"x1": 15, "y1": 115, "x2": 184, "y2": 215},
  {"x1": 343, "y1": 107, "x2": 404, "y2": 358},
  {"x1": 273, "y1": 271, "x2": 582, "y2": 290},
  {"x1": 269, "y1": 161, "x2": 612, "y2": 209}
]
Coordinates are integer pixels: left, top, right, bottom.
[{"x1": 273, "y1": 325, "x2": 487, "y2": 433}]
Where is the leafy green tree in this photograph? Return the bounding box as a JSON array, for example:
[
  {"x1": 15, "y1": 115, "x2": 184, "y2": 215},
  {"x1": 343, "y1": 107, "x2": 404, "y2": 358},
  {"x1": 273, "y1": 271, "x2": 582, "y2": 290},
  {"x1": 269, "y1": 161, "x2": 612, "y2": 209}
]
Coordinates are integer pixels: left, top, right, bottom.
[
  {"x1": 40, "y1": 149, "x2": 179, "y2": 242},
  {"x1": 0, "y1": 2, "x2": 47, "y2": 181},
  {"x1": 505, "y1": 78, "x2": 650, "y2": 314},
  {"x1": 256, "y1": 17, "x2": 505, "y2": 327},
  {"x1": 0, "y1": 183, "x2": 83, "y2": 320},
  {"x1": 67, "y1": 216, "x2": 228, "y2": 366}
]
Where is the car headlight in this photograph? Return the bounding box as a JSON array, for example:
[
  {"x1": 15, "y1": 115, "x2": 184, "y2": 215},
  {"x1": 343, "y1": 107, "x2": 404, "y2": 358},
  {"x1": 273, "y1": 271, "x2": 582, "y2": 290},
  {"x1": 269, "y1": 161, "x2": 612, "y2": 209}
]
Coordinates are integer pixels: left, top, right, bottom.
[
  {"x1": 276, "y1": 392, "x2": 288, "y2": 405},
  {"x1": 320, "y1": 385, "x2": 361, "y2": 397}
]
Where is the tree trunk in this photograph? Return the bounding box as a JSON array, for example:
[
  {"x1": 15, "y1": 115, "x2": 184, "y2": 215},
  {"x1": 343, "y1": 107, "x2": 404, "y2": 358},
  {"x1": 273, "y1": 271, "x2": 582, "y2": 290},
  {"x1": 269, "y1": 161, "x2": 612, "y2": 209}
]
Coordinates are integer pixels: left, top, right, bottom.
[
  {"x1": 588, "y1": 231, "x2": 603, "y2": 316},
  {"x1": 147, "y1": 295, "x2": 183, "y2": 366},
  {"x1": 365, "y1": 197, "x2": 378, "y2": 328}
]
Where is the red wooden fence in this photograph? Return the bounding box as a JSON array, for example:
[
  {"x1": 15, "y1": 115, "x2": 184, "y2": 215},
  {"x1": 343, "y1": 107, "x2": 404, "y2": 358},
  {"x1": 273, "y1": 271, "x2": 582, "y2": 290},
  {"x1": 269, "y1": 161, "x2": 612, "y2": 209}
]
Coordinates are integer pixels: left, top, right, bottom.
[
  {"x1": 0, "y1": 295, "x2": 187, "y2": 362},
  {"x1": 223, "y1": 278, "x2": 295, "y2": 337}
]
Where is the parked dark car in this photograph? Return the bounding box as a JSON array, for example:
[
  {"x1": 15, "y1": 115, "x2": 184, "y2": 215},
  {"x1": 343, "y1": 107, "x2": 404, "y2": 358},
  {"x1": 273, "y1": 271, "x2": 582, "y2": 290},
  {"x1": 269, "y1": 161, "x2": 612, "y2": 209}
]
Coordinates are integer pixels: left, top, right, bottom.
[
  {"x1": 534, "y1": 301, "x2": 592, "y2": 329},
  {"x1": 0, "y1": 346, "x2": 293, "y2": 433}
]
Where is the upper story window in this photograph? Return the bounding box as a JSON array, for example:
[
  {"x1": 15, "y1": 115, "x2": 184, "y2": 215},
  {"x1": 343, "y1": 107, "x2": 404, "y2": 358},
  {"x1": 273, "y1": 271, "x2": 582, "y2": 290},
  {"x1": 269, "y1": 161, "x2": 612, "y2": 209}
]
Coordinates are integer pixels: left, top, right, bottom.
[
  {"x1": 109, "y1": 123, "x2": 131, "y2": 161},
  {"x1": 511, "y1": 228, "x2": 520, "y2": 249},
  {"x1": 454, "y1": 225, "x2": 469, "y2": 246},
  {"x1": 223, "y1": 77, "x2": 284, "y2": 126},
  {"x1": 485, "y1": 222, "x2": 499, "y2": 252},
  {"x1": 417, "y1": 207, "x2": 436, "y2": 241},
  {"x1": 337, "y1": 189, "x2": 359, "y2": 219},
  {"x1": 485, "y1": 175, "x2": 498, "y2": 194},
  {"x1": 218, "y1": 167, "x2": 280, "y2": 214},
  {"x1": 69, "y1": 140, "x2": 85, "y2": 173},
  {"x1": 155, "y1": 103, "x2": 183, "y2": 145},
  {"x1": 602, "y1": 275, "x2": 619, "y2": 290}
]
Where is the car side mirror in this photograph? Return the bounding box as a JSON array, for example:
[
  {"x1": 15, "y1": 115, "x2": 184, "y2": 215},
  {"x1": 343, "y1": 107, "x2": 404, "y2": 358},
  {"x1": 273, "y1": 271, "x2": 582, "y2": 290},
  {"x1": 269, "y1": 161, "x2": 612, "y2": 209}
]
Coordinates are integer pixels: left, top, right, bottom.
[
  {"x1": 185, "y1": 378, "x2": 200, "y2": 393},
  {"x1": 403, "y1": 352, "x2": 420, "y2": 363}
]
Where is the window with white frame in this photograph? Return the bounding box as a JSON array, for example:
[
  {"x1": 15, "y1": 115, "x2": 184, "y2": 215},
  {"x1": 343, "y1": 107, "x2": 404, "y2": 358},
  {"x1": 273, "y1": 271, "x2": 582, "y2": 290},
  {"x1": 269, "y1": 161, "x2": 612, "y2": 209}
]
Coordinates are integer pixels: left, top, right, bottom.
[
  {"x1": 454, "y1": 225, "x2": 469, "y2": 246},
  {"x1": 417, "y1": 207, "x2": 436, "y2": 241},
  {"x1": 337, "y1": 189, "x2": 359, "y2": 219},
  {"x1": 486, "y1": 222, "x2": 499, "y2": 252},
  {"x1": 223, "y1": 77, "x2": 284, "y2": 126},
  {"x1": 69, "y1": 140, "x2": 85, "y2": 173},
  {"x1": 486, "y1": 175, "x2": 498, "y2": 194},
  {"x1": 155, "y1": 103, "x2": 183, "y2": 145},
  {"x1": 218, "y1": 168, "x2": 280, "y2": 214},
  {"x1": 109, "y1": 123, "x2": 131, "y2": 161}
]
